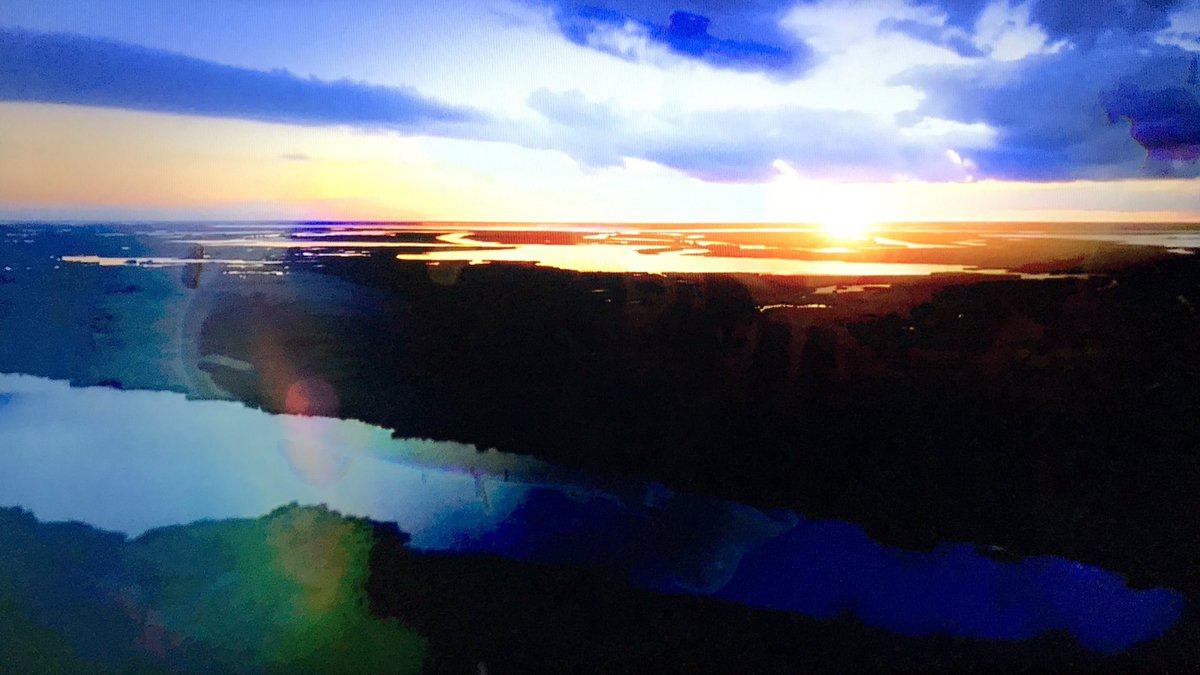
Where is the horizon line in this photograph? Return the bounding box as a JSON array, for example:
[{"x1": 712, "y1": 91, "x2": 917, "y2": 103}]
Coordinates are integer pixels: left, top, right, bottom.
[{"x1": 5, "y1": 219, "x2": 1200, "y2": 227}]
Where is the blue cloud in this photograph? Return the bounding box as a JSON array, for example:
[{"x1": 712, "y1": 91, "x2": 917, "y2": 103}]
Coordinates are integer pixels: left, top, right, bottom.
[
  {"x1": 0, "y1": 28, "x2": 483, "y2": 130},
  {"x1": 909, "y1": 0, "x2": 1192, "y2": 46},
  {"x1": 896, "y1": 39, "x2": 1200, "y2": 179},
  {"x1": 527, "y1": 87, "x2": 618, "y2": 130},
  {"x1": 878, "y1": 18, "x2": 985, "y2": 57},
  {"x1": 534, "y1": 1, "x2": 814, "y2": 76},
  {"x1": 1102, "y1": 83, "x2": 1200, "y2": 162},
  {"x1": 1028, "y1": 0, "x2": 1190, "y2": 44},
  {"x1": 906, "y1": 0, "x2": 992, "y2": 32}
]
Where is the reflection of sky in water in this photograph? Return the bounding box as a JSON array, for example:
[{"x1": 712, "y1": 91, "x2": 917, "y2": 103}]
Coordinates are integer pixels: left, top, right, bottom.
[
  {"x1": 0, "y1": 374, "x2": 1184, "y2": 653},
  {"x1": 0, "y1": 374, "x2": 521, "y2": 548}
]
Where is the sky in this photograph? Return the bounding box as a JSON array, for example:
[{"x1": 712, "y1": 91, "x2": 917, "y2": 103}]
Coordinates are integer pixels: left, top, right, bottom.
[{"x1": 1, "y1": 0, "x2": 1198, "y2": 223}]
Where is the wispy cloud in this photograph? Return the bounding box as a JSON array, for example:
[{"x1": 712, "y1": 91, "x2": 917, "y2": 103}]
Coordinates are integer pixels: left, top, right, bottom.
[
  {"x1": 0, "y1": 28, "x2": 485, "y2": 132},
  {"x1": 522, "y1": 87, "x2": 974, "y2": 182}
]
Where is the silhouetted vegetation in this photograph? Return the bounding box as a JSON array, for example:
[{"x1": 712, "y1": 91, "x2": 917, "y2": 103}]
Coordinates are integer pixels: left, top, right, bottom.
[
  {"x1": 3, "y1": 505, "x2": 1196, "y2": 673},
  {"x1": 0, "y1": 505, "x2": 427, "y2": 673}
]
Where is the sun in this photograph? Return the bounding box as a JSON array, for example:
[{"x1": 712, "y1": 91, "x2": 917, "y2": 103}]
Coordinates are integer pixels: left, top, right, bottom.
[
  {"x1": 811, "y1": 189, "x2": 882, "y2": 239},
  {"x1": 817, "y1": 214, "x2": 874, "y2": 239},
  {"x1": 766, "y1": 162, "x2": 881, "y2": 239}
]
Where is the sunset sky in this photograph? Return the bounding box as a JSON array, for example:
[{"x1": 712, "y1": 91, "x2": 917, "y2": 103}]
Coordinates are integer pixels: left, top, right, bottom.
[{"x1": 1, "y1": 0, "x2": 1198, "y2": 223}]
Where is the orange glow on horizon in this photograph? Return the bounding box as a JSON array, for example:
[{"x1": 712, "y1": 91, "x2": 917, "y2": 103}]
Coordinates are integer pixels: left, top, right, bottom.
[{"x1": 1, "y1": 103, "x2": 1197, "y2": 225}]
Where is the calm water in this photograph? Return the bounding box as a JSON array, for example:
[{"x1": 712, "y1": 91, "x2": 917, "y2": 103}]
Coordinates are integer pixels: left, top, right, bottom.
[{"x1": 0, "y1": 373, "x2": 1185, "y2": 653}]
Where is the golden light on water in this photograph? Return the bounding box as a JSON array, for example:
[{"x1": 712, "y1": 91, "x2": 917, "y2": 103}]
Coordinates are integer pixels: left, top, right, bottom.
[{"x1": 391, "y1": 231, "x2": 977, "y2": 276}]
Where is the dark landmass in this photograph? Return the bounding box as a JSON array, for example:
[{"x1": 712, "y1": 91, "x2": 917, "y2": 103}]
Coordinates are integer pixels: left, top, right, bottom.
[
  {"x1": 2, "y1": 505, "x2": 1195, "y2": 674},
  {"x1": 185, "y1": 248, "x2": 1200, "y2": 604},
  {"x1": 5, "y1": 226, "x2": 1200, "y2": 666}
]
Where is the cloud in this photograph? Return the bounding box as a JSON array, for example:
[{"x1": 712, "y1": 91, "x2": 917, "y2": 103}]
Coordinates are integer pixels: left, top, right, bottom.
[
  {"x1": 1154, "y1": 2, "x2": 1200, "y2": 51},
  {"x1": 522, "y1": 87, "x2": 978, "y2": 182},
  {"x1": 879, "y1": 18, "x2": 986, "y2": 57},
  {"x1": 909, "y1": 0, "x2": 1195, "y2": 47},
  {"x1": 4, "y1": 9, "x2": 1196, "y2": 188},
  {"x1": 887, "y1": 1, "x2": 1065, "y2": 61},
  {"x1": 0, "y1": 28, "x2": 484, "y2": 132},
  {"x1": 531, "y1": 0, "x2": 814, "y2": 76},
  {"x1": 906, "y1": 0, "x2": 992, "y2": 31},
  {"x1": 1028, "y1": 0, "x2": 1191, "y2": 44},
  {"x1": 1102, "y1": 83, "x2": 1200, "y2": 162},
  {"x1": 527, "y1": 87, "x2": 618, "y2": 130},
  {"x1": 896, "y1": 37, "x2": 1200, "y2": 179}
]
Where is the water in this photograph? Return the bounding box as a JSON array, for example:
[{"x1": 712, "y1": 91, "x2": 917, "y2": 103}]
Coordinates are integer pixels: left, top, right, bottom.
[
  {"x1": 0, "y1": 373, "x2": 1184, "y2": 653},
  {"x1": 22, "y1": 220, "x2": 1200, "y2": 278}
]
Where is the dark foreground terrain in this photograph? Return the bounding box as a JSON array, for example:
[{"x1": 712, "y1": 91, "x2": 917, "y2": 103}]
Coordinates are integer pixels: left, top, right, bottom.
[
  {"x1": 3, "y1": 225, "x2": 1200, "y2": 667},
  {"x1": 2, "y1": 505, "x2": 1195, "y2": 673},
  {"x1": 187, "y1": 247, "x2": 1200, "y2": 603}
]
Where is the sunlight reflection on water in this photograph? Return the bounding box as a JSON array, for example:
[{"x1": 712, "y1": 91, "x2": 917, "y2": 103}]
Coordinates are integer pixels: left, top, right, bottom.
[
  {"x1": 35, "y1": 222, "x2": 1200, "y2": 277},
  {"x1": 42, "y1": 222, "x2": 1200, "y2": 279}
]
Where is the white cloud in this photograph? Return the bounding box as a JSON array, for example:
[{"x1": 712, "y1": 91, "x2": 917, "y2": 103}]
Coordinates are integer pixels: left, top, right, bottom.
[
  {"x1": 972, "y1": 0, "x2": 1066, "y2": 61},
  {"x1": 899, "y1": 116, "x2": 997, "y2": 145},
  {"x1": 782, "y1": 0, "x2": 943, "y2": 54},
  {"x1": 1154, "y1": 2, "x2": 1200, "y2": 52}
]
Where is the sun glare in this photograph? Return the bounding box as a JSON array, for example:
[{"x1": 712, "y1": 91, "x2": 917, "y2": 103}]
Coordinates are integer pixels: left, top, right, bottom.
[
  {"x1": 767, "y1": 162, "x2": 883, "y2": 239},
  {"x1": 818, "y1": 215, "x2": 874, "y2": 239}
]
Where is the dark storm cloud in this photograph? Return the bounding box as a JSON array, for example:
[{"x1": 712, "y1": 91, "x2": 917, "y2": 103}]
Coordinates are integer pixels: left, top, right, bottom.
[
  {"x1": 1102, "y1": 84, "x2": 1200, "y2": 161},
  {"x1": 896, "y1": 38, "x2": 1200, "y2": 179},
  {"x1": 0, "y1": 28, "x2": 484, "y2": 131},
  {"x1": 531, "y1": 0, "x2": 815, "y2": 76}
]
